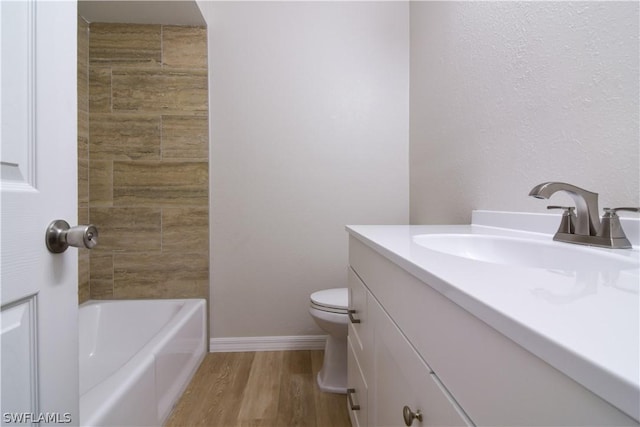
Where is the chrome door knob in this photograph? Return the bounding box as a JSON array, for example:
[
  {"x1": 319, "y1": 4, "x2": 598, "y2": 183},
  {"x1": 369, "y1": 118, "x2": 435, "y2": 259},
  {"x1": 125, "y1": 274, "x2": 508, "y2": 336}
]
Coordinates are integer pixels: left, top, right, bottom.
[
  {"x1": 45, "y1": 220, "x2": 98, "y2": 253},
  {"x1": 403, "y1": 405, "x2": 423, "y2": 426}
]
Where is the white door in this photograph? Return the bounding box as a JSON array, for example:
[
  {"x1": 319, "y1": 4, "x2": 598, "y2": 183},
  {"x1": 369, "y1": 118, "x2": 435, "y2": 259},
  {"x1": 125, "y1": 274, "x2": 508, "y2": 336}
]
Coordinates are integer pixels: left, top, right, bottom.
[{"x1": 1, "y1": 1, "x2": 79, "y2": 425}]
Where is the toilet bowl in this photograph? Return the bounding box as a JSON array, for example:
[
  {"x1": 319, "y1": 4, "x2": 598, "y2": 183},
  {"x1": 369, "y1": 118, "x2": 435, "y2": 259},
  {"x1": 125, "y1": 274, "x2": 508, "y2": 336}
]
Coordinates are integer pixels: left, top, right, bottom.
[{"x1": 309, "y1": 288, "x2": 348, "y2": 394}]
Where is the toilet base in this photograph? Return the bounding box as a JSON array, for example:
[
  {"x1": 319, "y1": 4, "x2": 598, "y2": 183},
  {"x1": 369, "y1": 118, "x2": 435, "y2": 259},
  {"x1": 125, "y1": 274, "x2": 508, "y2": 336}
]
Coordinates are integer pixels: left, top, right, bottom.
[{"x1": 316, "y1": 334, "x2": 347, "y2": 394}]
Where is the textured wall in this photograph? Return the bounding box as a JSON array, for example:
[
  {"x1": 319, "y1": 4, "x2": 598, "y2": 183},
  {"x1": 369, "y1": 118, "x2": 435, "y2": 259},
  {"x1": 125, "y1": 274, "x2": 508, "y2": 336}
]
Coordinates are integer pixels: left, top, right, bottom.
[
  {"x1": 85, "y1": 23, "x2": 209, "y2": 300},
  {"x1": 410, "y1": 2, "x2": 639, "y2": 224},
  {"x1": 198, "y1": 1, "x2": 410, "y2": 338}
]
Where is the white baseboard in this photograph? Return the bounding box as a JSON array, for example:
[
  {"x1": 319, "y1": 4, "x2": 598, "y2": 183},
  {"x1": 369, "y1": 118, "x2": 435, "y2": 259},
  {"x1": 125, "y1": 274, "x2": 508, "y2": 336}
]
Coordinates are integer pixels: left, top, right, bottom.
[{"x1": 209, "y1": 335, "x2": 327, "y2": 353}]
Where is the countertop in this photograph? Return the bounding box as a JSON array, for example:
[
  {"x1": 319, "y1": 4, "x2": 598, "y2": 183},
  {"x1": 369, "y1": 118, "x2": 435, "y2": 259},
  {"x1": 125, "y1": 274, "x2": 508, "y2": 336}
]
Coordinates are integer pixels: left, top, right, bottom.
[{"x1": 346, "y1": 211, "x2": 639, "y2": 421}]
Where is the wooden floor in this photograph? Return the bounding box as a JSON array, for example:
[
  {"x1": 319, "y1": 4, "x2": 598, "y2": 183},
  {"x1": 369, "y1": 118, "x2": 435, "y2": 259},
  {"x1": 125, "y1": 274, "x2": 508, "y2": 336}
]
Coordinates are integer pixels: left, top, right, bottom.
[{"x1": 165, "y1": 350, "x2": 352, "y2": 427}]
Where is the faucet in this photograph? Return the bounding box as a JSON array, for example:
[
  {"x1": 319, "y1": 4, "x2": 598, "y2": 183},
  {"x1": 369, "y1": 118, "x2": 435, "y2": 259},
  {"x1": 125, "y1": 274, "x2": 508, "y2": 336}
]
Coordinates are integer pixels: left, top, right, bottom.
[
  {"x1": 529, "y1": 182, "x2": 600, "y2": 236},
  {"x1": 529, "y1": 182, "x2": 639, "y2": 249}
]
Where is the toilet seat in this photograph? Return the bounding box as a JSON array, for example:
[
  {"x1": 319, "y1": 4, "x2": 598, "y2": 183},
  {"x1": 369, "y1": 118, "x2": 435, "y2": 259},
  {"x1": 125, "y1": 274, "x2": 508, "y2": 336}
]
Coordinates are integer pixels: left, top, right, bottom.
[{"x1": 310, "y1": 288, "x2": 348, "y2": 314}]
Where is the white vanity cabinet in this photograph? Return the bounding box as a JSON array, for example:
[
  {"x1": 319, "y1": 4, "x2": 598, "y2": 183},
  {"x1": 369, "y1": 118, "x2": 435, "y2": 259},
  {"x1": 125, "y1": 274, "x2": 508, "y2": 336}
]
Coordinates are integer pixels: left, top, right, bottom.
[
  {"x1": 347, "y1": 265, "x2": 471, "y2": 426},
  {"x1": 347, "y1": 234, "x2": 639, "y2": 427}
]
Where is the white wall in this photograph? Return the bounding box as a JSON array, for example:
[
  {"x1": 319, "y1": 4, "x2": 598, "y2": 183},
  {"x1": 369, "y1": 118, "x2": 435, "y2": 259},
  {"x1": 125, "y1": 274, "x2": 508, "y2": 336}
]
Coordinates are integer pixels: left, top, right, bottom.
[
  {"x1": 198, "y1": 0, "x2": 638, "y2": 340},
  {"x1": 198, "y1": 2, "x2": 410, "y2": 338},
  {"x1": 410, "y1": 2, "x2": 639, "y2": 224}
]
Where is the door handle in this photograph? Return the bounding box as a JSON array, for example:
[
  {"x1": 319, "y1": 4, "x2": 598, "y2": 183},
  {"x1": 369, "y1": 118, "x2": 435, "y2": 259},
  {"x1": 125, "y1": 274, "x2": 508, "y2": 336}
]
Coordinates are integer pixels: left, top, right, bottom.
[{"x1": 45, "y1": 220, "x2": 98, "y2": 253}]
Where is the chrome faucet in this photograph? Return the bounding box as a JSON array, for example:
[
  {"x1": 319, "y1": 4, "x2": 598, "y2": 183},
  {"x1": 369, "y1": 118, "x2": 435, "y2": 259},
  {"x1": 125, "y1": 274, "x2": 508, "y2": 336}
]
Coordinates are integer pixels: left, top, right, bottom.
[{"x1": 529, "y1": 182, "x2": 639, "y2": 249}]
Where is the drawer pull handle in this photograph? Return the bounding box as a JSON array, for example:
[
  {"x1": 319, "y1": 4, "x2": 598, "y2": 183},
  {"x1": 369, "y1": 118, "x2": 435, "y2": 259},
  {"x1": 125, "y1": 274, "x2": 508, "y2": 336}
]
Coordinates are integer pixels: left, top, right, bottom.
[
  {"x1": 347, "y1": 388, "x2": 361, "y2": 411},
  {"x1": 348, "y1": 309, "x2": 361, "y2": 324},
  {"x1": 403, "y1": 405, "x2": 423, "y2": 426}
]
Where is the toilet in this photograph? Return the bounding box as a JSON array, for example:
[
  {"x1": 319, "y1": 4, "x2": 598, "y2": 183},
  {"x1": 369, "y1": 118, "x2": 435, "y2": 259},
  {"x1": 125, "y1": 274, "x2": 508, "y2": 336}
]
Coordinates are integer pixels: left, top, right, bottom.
[{"x1": 309, "y1": 288, "x2": 349, "y2": 394}]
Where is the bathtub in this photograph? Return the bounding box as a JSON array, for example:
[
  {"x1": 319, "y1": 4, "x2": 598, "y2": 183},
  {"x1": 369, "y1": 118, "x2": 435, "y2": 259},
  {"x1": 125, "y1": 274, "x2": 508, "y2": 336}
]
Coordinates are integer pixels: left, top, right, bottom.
[{"x1": 79, "y1": 299, "x2": 206, "y2": 426}]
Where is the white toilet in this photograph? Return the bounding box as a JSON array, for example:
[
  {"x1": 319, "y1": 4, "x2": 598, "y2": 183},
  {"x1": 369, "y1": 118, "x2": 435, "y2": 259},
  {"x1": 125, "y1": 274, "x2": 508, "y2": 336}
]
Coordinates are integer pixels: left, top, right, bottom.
[{"x1": 309, "y1": 288, "x2": 348, "y2": 394}]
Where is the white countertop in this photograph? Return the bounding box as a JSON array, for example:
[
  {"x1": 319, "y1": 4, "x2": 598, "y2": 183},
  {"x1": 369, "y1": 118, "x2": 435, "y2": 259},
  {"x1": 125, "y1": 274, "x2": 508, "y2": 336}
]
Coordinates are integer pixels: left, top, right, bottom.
[{"x1": 346, "y1": 211, "x2": 640, "y2": 421}]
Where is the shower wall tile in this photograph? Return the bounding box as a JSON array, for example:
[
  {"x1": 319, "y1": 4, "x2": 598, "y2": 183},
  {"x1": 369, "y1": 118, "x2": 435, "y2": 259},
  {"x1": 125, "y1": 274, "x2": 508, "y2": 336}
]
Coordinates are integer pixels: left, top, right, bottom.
[
  {"x1": 89, "y1": 160, "x2": 113, "y2": 207},
  {"x1": 89, "y1": 23, "x2": 161, "y2": 68},
  {"x1": 113, "y1": 253, "x2": 208, "y2": 299},
  {"x1": 78, "y1": 207, "x2": 91, "y2": 304},
  {"x1": 89, "y1": 67, "x2": 112, "y2": 112},
  {"x1": 112, "y1": 69, "x2": 208, "y2": 113},
  {"x1": 162, "y1": 26, "x2": 208, "y2": 69},
  {"x1": 78, "y1": 206, "x2": 90, "y2": 304},
  {"x1": 78, "y1": 208, "x2": 90, "y2": 238},
  {"x1": 78, "y1": 17, "x2": 89, "y2": 114},
  {"x1": 78, "y1": 110, "x2": 89, "y2": 157},
  {"x1": 78, "y1": 262, "x2": 90, "y2": 303},
  {"x1": 78, "y1": 16, "x2": 90, "y2": 304},
  {"x1": 86, "y1": 22, "x2": 209, "y2": 301},
  {"x1": 89, "y1": 207, "x2": 162, "y2": 252},
  {"x1": 113, "y1": 161, "x2": 208, "y2": 206},
  {"x1": 89, "y1": 113, "x2": 161, "y2": 160},
  {"x1": 89, "y1": 252, "x2": 114, "y2": 299},
  {"x1": 78, "y1": 159, "x2": 89, "y2": 205},
  {"x1": 78, "y1": 70, "x2": 89, "y2": 111},
  {"x1": 162, "y1": 207, "x2": 209, "y2": 253},
  {"x1": 161, "y1": 115, "x2": 209, "y2": 159},
  {"x1": 78, "y1": 205, "x2": 90, "y2": 303}
]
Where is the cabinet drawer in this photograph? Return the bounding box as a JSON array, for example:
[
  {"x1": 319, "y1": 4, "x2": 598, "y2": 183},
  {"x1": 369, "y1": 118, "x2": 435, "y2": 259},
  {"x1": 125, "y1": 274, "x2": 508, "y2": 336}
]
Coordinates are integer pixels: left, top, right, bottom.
[
  {"x1": 347, "y1": 336, "x2": 368, "y2": 427},
  {"x1": 371, "y1": 296, "x2": 472, "y2": 427}
]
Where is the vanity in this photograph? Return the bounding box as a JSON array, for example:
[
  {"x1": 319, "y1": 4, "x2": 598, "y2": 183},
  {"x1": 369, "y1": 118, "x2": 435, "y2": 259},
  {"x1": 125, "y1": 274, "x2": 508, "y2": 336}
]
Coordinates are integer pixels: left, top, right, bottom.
[{"x1": 345, "y1": 211, "x2": 639, "y2": 426}]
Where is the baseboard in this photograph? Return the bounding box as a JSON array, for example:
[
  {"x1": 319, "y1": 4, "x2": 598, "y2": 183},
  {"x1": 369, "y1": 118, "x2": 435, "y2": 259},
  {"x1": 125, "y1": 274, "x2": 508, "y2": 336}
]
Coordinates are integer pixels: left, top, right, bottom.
[{"x1": 209, "y1": 335, "x2": 327, "y2": 352}]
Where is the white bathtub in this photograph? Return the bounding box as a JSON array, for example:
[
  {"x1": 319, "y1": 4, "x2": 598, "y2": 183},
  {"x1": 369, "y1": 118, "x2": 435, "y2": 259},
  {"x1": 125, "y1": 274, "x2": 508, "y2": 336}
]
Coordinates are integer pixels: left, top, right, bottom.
[{"x1": 79, "y1": 299, "x2": 206, "y2": 426}]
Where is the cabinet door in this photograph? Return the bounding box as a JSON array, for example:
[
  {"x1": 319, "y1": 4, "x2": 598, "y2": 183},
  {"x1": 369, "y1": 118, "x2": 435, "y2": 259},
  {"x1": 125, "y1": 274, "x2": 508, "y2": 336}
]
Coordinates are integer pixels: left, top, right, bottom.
[{"x1": 371, "y1": 298, "x2": 473, "y2": 427}]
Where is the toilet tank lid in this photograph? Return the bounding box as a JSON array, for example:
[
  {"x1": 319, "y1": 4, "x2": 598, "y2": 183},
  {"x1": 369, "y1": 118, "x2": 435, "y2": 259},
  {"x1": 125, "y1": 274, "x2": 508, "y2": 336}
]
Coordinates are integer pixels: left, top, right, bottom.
[{"x1": 310, "y1": 288, "x2": 348, "y2": 310}]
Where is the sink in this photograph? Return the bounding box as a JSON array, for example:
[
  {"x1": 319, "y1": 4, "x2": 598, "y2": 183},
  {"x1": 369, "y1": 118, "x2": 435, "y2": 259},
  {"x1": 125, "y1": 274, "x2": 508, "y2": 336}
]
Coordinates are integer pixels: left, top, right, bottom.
[{"x1": 412, "y1": 234, "x2": 639, "y2": 271}]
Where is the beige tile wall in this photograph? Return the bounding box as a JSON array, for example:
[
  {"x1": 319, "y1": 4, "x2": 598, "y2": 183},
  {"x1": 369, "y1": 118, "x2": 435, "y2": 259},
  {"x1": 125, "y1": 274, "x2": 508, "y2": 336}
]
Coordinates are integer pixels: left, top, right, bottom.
[
  {"x1": 84, "y1": 22, "x2": 209, "y2": 301},
  {"x1": 78, "y1": 16, "x2": 90, "y2": 303}
]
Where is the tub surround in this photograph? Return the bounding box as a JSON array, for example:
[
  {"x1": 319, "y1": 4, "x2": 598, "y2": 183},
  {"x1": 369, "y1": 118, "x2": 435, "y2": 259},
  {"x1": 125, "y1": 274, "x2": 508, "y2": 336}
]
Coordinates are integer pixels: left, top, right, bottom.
[
  {"x1": 346, "y1": 210, "x2": 639, "y2": 422},
  {"x1": 78, "y1": 16, "x2": 90, "y2": 303},
  {"x1": 78, "y1": 21, "x2": 209, "y2": 300}
]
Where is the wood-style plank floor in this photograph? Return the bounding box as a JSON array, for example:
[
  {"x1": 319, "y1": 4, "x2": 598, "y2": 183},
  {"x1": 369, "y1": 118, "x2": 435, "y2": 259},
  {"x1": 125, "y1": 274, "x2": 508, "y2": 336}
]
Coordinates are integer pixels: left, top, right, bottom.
[{"x1": 165, "y1": 350, "x2": 352, "y2": 427}]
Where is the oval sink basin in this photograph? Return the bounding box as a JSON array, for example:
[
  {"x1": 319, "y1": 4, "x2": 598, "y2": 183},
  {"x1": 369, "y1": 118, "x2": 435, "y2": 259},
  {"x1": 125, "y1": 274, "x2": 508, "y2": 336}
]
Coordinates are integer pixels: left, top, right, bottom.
[{"x1": 412, "y1": 234, "x2": 639, "y2": 271}]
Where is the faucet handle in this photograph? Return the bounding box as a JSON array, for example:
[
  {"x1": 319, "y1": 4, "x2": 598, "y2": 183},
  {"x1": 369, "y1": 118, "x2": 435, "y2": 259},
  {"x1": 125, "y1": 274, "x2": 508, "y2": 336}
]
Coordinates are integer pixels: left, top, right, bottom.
[
  {"x1": 603, "y1": 207, "x2": 640, "y2": 215},
  {"x1": 547, "y1": 205, "x2": 576, "y2": 234},
  {"x1": 547, "y1": 205, "x2": 575, "y2": 212},
  {"x1": 597, "y1": 207, "x2": 639, "y2": 248}
]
